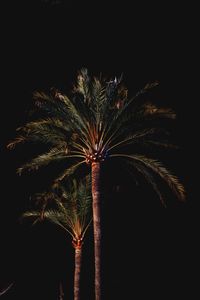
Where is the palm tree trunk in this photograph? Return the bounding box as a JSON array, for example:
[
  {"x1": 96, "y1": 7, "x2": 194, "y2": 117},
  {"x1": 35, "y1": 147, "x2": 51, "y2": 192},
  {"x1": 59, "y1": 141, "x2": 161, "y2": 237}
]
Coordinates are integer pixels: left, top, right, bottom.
[
  {"x1": 74, "y1": 248, "x2": 82, "y2": 300},
  {"x1": 91, "y1": 162, "x2": 101, "y2": 300}
]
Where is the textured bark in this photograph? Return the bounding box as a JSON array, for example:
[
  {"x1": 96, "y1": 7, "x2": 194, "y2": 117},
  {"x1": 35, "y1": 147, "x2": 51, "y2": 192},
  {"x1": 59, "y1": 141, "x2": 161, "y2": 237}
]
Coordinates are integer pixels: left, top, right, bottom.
[
  {"x1": 74, "y1": 248, "x2": 82, "y2": 300},
  {"x1": 91, "y1": 162, "x2": 101, "y2": 300}
]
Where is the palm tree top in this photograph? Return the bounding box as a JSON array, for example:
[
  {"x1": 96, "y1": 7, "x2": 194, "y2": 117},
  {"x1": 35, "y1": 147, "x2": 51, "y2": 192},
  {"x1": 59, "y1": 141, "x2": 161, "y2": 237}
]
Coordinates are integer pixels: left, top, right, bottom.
[
  {"x1": 7, "y1": 69, "x2": 160, "y2": 160},
  {"x1": 8, "y1": 68, "x2": 185, "y2": 205},
  {"x1": 22, "y1": 177, "x2": 92, "y2": 248}
]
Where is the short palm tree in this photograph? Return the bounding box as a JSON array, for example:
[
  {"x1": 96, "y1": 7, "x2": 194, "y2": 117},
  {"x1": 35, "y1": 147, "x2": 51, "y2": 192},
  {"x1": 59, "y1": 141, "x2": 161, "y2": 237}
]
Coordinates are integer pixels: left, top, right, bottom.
[
  {"x1": 8, "y1": 69, "x2": 185, "y2": 299},
  {"x1": 22, "y1": 178, "x2": 92, "y2": 300}
]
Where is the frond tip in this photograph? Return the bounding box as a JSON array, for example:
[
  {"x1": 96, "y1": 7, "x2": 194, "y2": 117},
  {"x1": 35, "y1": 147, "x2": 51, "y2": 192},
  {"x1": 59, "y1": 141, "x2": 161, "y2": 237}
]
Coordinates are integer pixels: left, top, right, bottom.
[
  {"x1": 111, "y1": 154, "x2": 186, "y2": 203},
  {"x1": 132, "y1": 155, "x2": 186, "y2": 201},
  {"x1": 7, "y1": 136, "x2": 26, "y2": 149}
]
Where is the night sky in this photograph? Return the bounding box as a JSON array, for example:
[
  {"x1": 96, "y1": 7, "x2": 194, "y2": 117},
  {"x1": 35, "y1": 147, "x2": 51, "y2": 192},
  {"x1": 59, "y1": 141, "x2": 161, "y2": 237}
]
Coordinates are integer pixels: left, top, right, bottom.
[{"x1": 0, "y1": 1, "x2": 197, "y2": 299}]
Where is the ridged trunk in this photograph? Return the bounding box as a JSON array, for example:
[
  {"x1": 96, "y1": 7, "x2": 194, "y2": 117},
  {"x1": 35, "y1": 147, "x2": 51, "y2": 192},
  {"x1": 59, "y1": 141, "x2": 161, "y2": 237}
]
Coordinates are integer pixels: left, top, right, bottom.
[
  {"x1": 91, "y1": 162, "x2": 101, "y2": 300},
  {"x1": 74, "y1": 248, "x2": 82, "y2": 300}
]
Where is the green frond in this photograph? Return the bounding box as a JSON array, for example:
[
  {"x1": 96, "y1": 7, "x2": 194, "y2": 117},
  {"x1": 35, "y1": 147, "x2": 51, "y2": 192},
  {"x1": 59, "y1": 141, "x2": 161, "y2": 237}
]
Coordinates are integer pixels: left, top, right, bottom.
[
  {"x1": 20, "y1": 118, "x2": 71, "y2": 140},
  {"x1": 21, "y1": 211, "x2": 41, "y2": 226},
  {"x1": 41, "y1": 209, "x2": 68, "y2": 228},
  {"x1": 21, "y1": 211, "x2": 40, "y2": 219},
  {"x1": 123, "y1": 159, "x2": 166, "y2": 206},
  {"x1": 32, "y1": 90, "x2": 90, "y2": 138},
  {"x1": 55, "y1": 160, "x2": 86, "y2": 182},
  {"x1": 33, "y1": 91, "x2": 68, "y2": 118},
  {"x1": 17, "y1": 147, "x2": 67, "y2": 175},
  {"x1": 108, "y1": 128, "x2": 159, "y2": 152},
  {"x1": 144, "y1": 81, "x2": 159, "y2": 90},
  {"x1": 61, "y1": 94, "x2": 89, "y2": 134},
  {"x1": 59, "y1": 176, "x2": 92, "y2": 217},
  {"x1": 23, "y1": 176, "x2": 92, "y2": 239},
  {"x1": 98, "y1": 82, "x2": 158, "y2": 145},
  {"x1": 22, "y1": 209, "x2": 73, "y2": 235},
  {"x1": 73, "y1": 68, "x2": 91, "y2": 102},
  {"x1": 52, "y1": 177, "x2": 92, "y2": 235},
  {"x1": 8, "y1": 117, "x2": 73, "y2": 149},
  {"x1": 110, "y1": 154, "x2": 186, "y2": 201},
  {"x1": 132, "y1": 155, "x2": 185, "y2": 201}
]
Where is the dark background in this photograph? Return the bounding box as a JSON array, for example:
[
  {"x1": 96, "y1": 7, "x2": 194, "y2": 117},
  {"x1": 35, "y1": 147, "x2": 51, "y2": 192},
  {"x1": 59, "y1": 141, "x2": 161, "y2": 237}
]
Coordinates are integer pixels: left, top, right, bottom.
[{"x1": 0, "y1": 1, "x2": 198, "y2": 299}]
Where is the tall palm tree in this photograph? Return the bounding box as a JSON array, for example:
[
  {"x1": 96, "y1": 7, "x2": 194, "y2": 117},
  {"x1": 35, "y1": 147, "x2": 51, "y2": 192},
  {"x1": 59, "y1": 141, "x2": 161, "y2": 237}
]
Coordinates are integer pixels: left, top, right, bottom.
[
  {"x1": 8, "y1": 69, "x2": 185, "y2": 299},
  {"x1": 22, "y1": 178, "x2": 92, "y2": 300}
]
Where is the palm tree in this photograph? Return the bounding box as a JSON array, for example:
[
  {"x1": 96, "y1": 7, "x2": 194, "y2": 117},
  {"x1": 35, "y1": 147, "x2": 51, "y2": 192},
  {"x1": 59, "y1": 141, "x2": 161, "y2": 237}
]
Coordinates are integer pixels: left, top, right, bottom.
[
  {"x1": 22, "y1": 178, "x2": 92, "y2": 300},
  {"x1": 8, "y1": 69, "x2": 185, "y2": 299}
]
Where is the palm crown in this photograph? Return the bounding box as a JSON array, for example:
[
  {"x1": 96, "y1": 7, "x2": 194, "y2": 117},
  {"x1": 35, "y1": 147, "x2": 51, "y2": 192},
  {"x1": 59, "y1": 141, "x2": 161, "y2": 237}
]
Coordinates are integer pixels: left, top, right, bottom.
[
  {"x1": 22, "y1": 178, "x2": 92, "y2": 249},
  {"x1": 8, "y1": 68, "x2": 185, "y2": 205}
]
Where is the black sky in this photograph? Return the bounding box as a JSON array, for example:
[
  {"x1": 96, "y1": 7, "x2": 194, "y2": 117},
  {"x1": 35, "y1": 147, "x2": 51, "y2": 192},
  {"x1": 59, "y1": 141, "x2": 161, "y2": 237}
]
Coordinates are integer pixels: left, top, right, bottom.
[{"x1": 0, "y1": 1, "x2": 198, "y2": 299}]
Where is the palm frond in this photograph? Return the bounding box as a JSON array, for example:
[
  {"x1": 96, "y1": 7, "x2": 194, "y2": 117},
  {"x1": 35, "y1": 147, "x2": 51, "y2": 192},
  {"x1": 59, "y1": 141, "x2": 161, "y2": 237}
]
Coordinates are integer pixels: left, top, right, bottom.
[
  {"x1": 22, "y1": 209, "x2": 72, "y2": 236},
  {"x1": 21, "y1": 211, "x2": 41, "y2": 226},
  {"x1": 17, "y1": 147, "x2": 68, "y2": 175},
  {"x1": 143, "y1": 140, "x2": 179, "y2": 149},
  {"x1": 143, "y1": 103, "x2": 176, "y2": 119},
  {"x1": 123, "y1": 159, "x2": 166, "y2": 206},
  {"x1": 107, "y1": 128, "x2": 159, "y2": 152},
  {"x1": 73, "y1": 68, "x2": 91, "y2": 103},
  {"x1": 18, "y1": 118, "x2": 71, "y2": 145},
  {"x1": 55, "y1": 160, "x2": 86, "y2": 182},
  {"x1": 110, "y1": 154, "x2": 186, "y2": 201}
]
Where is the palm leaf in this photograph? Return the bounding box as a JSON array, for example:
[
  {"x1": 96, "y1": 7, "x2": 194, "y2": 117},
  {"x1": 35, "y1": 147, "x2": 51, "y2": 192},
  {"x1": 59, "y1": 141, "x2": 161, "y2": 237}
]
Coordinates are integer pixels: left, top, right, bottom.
[
  {"x1": 110, "y1": 154, "x2": 185, "y2": 201},
  {"x1": 123, "y1": 159, "x2": 166, "y2": 206}
]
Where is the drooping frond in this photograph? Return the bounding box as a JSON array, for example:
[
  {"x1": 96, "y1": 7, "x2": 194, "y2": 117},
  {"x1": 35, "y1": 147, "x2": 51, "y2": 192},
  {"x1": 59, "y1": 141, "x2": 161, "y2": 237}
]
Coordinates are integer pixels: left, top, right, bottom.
[
  {"x1": 110, "y1": 154, "x2": 185, "y2": 202},
  {"x1": 21, "y1": 209, "x2": 72, "y2": 234},
  {"x1": 17, "y1": 147, "x2": 67, "y2": 175},
  {"x1": 107, "y1": 128, "x2": 160, "y2": 152},
  {"x1": 18, "y1": 118, "x2": 70, "y2": 145},
  {"x1": 143, "y1": 103, "x2": 176, "y2": 120},
  {"x1": 55, "y1": 160, "x2": 86, "y2": 182},
  {"x1": 21, "y1": 211, "x2": 42, "y2": 226},
  {"x1": 8, "y1": 117, "x2": 70, "y2": 149},
  {"x1": 123, "y1": 159, "x2": 166, "y2": 206}
]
